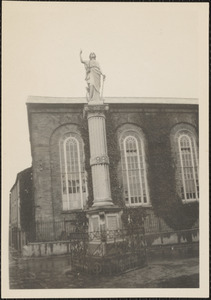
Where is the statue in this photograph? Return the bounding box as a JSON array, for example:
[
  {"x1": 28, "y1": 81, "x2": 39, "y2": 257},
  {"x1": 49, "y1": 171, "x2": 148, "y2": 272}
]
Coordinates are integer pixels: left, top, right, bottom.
[{"x1": 80, "y1": 50, "x2": 106, "y2": 102}]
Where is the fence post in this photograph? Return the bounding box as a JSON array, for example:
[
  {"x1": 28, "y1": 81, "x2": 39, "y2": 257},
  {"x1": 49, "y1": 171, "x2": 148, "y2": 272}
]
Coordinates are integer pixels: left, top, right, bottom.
[
  {"x1": 158, "y1": 217, "x2": 163, "y2": 244},
  {"x1": 18, "y1": 229, "x2": 21, "y2": 251},
  {"x1": 64, "y1": 218, "x2": 66, "y2": 234},
  {"x1": 52, "y1": 218, "x2": 56, "y2": 241},
  {"x1": 35, "y1": 220, "x2": 39, "y2": 242}
]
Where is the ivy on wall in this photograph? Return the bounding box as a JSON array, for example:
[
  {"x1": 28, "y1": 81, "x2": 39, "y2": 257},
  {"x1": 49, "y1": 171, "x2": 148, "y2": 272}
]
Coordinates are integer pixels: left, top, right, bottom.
[
  {"x1": 19, "y1": 168, "x2": 35, "y2": 240},
  {"x1": 79, "y1": 110, "x2": 199, "y2": 231},
  {"x1": 105, "y1": 113, "x2": 147, "y2": 229},
  {"x1": 75, "y1": 211, "x2": 88, "y2": 232},
  {"x1": 121, "y1": 206, "x2": 147, "y2": 232},
  {"x1": 79, "y1": 116, "x2": 94, "y2": 208},
  {"x1": 142, "y1": 112, "x2": 199, "y2": 230},
  {"x1": 105, "y1": 113, "x2": 124, "y2": 207}
]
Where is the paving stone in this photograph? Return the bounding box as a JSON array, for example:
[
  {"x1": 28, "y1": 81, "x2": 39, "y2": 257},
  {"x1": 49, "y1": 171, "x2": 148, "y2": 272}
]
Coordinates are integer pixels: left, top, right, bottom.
[{"x1": 9, "y1": 252, "x2": 199, "y2": 289}]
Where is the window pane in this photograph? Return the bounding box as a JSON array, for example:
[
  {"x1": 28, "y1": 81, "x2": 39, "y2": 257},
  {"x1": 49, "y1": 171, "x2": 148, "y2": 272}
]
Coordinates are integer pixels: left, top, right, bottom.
[
  {"x1": 178, "y1": 133, "x2": 198, "y2": 201},
  {"x1": 120, "y1": 132, "x2": 149, "y2": 206},
  {"x1": 60, "y1": 135, "x2": 87, "y2": 210}
]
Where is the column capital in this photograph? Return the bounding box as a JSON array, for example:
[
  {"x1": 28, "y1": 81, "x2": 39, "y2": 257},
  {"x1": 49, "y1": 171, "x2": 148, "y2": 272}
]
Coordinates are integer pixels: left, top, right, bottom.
[{"x1": 83, "y1": 103, "x2": 109, "y2": 118}]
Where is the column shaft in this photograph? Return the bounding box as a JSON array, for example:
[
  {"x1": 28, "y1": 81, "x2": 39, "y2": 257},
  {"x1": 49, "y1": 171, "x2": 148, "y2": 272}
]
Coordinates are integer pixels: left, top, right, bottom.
[{"x1": 85, "y1": 105, "x2": 113, "y2": 207}]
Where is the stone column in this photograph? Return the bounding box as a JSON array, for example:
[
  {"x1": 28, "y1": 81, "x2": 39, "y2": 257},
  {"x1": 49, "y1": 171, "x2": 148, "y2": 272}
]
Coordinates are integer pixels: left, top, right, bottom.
[
  {"x1": 84, "y1": 104, "x2": 113, "y2": 207},
  {"x1": 84, "y1": 103, "x2": 122, "y2": 237}
]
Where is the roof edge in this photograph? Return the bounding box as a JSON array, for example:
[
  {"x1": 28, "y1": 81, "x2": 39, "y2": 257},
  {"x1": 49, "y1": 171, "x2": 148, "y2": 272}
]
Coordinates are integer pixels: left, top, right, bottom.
[
  {"x1": 10, "y1": 167, "x2": 32, "y2": 193},
  {"x1": 26, "y1": 96, "x2": 198, "y2": 105}
]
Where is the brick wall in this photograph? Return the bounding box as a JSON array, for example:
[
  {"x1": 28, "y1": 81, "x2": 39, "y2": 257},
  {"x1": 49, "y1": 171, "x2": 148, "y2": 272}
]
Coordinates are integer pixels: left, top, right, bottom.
[
  {"x1": 28, "y1": 105, "x2": 84, "y2": 223},
  {"x1": 108, "y1": 104, "x2": 198, "y2": 207},
  {"x1": 28, "y1": 102, "x2": 198, "y2": 226}
]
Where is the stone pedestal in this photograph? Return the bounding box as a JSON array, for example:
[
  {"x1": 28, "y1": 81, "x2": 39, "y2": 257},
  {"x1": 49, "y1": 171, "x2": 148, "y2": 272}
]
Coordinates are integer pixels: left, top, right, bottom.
[
  {"x1": 87, "y1": 205, "x2": 122, "y2": 237},
  {"x1": 83, "y1": 103, "x2": 122, "y2": 235}
]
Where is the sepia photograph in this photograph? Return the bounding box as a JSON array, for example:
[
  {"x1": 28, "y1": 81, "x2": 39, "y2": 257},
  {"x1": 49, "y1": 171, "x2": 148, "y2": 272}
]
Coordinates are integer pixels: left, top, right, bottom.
[{"x1": 2, "y1": 2, "x2": 209, "y2": 298}]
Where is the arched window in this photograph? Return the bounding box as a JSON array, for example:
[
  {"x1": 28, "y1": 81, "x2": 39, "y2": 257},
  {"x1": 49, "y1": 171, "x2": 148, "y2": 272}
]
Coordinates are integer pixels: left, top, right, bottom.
[
  {"x1": 175, "y1": 130, "x2": 199, "y2": 201},
  {"x1": 119, "y1": 130, "x2": 149, "y2": 206},
  {"x1": 59, "y1": 133, "x2": 87, "y2": 210}
]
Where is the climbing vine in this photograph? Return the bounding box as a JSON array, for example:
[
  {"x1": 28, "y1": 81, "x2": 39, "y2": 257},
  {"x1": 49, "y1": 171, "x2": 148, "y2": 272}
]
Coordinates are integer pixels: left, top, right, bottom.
[
  {"x1": 79, "y1": 115, "x2": 94, "y2": 208},
  {"x1": 79, "y1": 110, "x2": 199, "y2": 231},
  {"x1": 121, "y1": 206, "x2": 147, "y2": 232},
  {"x1": 142, "y1": 112, "x2": 199, "y2": 230},
  {"x1": 19, "y1": 167, "x2": 35, "y2": 240},
  {"x1": 106, "y1": 113, "x2": 146, "y2": 229},
  {"x1": 105, "y1": 113, "x2": 124, "y2": 207},
  {"x1": 75, "y1": 211, "x2": 88, "y2": 232}
]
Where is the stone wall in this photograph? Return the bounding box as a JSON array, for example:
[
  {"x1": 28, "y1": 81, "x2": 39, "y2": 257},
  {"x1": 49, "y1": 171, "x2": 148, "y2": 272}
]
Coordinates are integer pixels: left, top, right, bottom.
[{"x1": 22, "y1": 228, "x2": 199, "y2": 258}]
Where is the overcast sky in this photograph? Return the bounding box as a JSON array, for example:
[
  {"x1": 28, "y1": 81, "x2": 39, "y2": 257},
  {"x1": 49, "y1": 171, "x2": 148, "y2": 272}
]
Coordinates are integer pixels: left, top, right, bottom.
[{"x1": 3, "y1": 2, "x2": 207, "y2": 198}]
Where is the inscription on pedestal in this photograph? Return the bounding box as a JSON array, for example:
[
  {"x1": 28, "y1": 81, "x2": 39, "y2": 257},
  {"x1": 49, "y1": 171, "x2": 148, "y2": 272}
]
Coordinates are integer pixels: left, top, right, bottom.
[
  {"x1": 107, "y1": 215, "x2": 118, "y2": 231},
  {"x1": 92, "y1": 216, "x2": 100, "y2": 232}
]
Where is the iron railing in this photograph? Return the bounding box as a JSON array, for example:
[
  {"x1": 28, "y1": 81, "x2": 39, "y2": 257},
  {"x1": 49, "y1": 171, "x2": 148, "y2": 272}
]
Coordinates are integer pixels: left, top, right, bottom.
[
  {"x1": 23, "y1": 214, "x2": 199, "y2": 243},
  {"x1": 33, "y1": 219, "x2": 87, "y2": 242},
  {"x1": 69, "y1": 226, "x2": 199, "y2": 275}
]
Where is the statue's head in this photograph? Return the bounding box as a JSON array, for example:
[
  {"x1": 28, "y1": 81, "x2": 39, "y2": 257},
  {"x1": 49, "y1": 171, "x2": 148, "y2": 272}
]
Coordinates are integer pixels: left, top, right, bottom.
[{"x1": 89, "y1": 52, "x2": 96, "y2": 60}]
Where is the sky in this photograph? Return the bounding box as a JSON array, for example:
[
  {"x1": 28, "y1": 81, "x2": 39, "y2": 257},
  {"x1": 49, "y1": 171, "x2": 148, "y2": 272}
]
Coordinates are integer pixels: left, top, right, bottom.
[{"x1": 2, "y1": 2, "x2": 207, "y2": 200}]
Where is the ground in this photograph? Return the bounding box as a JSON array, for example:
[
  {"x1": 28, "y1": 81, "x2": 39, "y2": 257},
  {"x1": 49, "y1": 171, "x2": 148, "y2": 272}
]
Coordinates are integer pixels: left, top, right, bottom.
[{"x1": 9, "y1": 248, "x2": 199, "y2": 289}]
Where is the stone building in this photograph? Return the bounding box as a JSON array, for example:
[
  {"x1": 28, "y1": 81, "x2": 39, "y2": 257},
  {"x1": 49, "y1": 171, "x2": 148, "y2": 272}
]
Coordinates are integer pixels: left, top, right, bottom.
[
  {"x1": 9, "y1": 167, "x2": 34, "y2": 250},
  {"x1": 26, "y1": 96, "x2": 199, "y2": 241}
]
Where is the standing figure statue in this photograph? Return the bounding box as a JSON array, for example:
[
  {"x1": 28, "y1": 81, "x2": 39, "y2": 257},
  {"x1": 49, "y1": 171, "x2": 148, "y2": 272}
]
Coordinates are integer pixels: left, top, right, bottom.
[{"x1": 80, "y1": 50, "x2": 106, "y2": 102}]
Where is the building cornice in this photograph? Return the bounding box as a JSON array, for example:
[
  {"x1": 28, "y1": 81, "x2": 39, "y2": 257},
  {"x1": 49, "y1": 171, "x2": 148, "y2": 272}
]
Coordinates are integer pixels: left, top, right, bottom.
[{"x1": 26, "y1": 96, "x2": 198, "y2": 105}]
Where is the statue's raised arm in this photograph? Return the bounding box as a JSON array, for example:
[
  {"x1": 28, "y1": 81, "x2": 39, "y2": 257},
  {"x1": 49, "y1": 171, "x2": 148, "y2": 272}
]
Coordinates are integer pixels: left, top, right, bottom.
[
  {"x1": 80, "y1": 51, "x2": 106, "y2": 102},
  {"x1": 80, "y1": 50, "x2": 85, "y2": 64}
]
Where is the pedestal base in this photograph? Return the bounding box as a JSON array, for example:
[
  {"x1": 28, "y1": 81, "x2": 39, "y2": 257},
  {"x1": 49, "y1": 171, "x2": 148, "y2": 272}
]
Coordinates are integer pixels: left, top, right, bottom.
[
  {"x1": 92, "y1": 199, "x2": 113, "y2": 207},
  {"x1": 72, "y1": 250, "x2": 147, "y2": 275},
  {"x1": 71, "y1": 206, "x2": 147, "y2": 275},
  {"x1": 86, "y1": 206, "x2": 122, "y2": 234}
]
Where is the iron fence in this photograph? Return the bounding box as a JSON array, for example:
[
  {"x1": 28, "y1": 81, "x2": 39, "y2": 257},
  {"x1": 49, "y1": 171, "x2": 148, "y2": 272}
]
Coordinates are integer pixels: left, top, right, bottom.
[
  {"x1": 33, "y1": 219, "x2": 87, "y2": 242},
  {"x1": 24, "y1": 214, "x2": 199, "y2": 243},
  {"x1": 69, "y1": 226, "x2": 199, "y2": 275},
  {"x1": 144, "y1": 214, "x2": 172, "y2": 233},
  {"x1": 69, "y1": 227, "x2": 148, "y2": 275},
  {"x1": 9, "y1": 226, "x2": 26, "y2": 251}
]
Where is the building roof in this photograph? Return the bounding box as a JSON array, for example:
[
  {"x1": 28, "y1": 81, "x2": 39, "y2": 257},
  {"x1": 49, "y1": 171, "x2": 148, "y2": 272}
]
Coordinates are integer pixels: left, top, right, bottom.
[
  {"x1": 10, "y1": 167, "x2": 32, "y2": 193},
  {"x1": 27, "y1": 96, "x2": 198, "y2": 105}
]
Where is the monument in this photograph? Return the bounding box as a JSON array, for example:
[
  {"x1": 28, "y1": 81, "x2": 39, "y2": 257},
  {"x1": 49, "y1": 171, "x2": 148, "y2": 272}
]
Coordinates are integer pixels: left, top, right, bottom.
[{"x1": 80, "y1": 51, "x2": 122, "y2": 250}]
